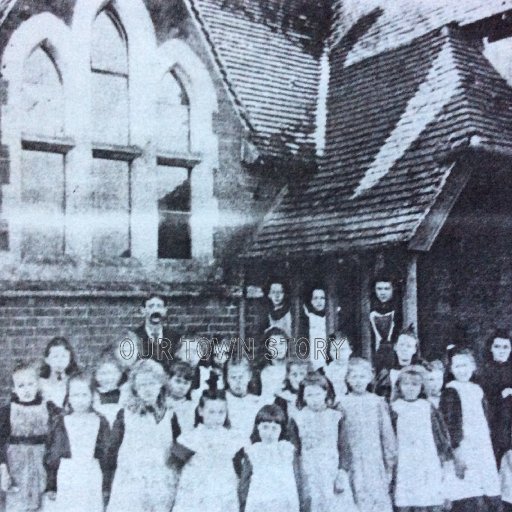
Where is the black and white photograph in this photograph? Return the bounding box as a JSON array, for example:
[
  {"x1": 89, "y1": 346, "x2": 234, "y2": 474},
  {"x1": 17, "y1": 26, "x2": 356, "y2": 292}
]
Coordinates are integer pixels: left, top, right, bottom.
[{"x1": 1, "y1": 0, "x2": 512, "y2": 510}]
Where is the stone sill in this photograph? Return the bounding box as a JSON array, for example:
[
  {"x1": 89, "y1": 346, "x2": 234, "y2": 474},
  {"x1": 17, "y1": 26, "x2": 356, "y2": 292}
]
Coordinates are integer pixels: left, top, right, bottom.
[{"x1": 0, "y1": 280, "x2": 242, "y2": 299}]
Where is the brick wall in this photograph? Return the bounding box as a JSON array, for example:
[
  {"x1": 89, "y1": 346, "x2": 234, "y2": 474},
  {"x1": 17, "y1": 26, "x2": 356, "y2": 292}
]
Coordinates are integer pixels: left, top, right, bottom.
[{"x1": 0, "y1": 292, "x2": 240, "y2": 403}]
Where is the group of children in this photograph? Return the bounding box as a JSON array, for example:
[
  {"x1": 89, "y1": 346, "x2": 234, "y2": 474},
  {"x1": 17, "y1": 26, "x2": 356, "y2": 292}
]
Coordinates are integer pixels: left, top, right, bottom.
[{"x1": 1, "y1": 326, "x2": 512, "y2": 512}]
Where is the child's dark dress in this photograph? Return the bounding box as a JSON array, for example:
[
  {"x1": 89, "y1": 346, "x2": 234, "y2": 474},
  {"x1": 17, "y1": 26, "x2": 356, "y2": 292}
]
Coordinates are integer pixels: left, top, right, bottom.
[{"x1": 0, "y1": 395, "x2": 48, "y2": 512}]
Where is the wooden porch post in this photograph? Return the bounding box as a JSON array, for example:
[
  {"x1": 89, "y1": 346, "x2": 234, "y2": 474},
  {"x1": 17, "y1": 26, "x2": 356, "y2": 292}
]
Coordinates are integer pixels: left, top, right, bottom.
[
  {"x1": 290, "y1": 260, "x2": 303, "y2": 338},
  {"x1": 238, "y1": 268, "x2": 247, "y2": 340},
  {"x1": 325, "y1": 256, "x2": 339, "y2": 335},
  {"x1": 402, "y1": 252, "x2": 419, "y2": 335},
  {"x1": 359, "y1": 255, "x2": 372, "y2": 360}
]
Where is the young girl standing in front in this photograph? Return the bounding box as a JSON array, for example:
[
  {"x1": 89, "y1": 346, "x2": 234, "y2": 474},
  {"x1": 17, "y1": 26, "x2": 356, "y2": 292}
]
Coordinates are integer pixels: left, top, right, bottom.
[
  {"x1": 337, "y1": 358, "x2": 396, "y2": 512},
  {"x1": 92, "y1": 350, "x2": 125, "y2": 428},
  {"x1": 166, "y1": 361, "x2": 196, "y2": 434},
  {"x1": 106, "y1": 359, "x2": 177, "y2": 512},
  {"x1": 392, "y1": 365, "x2": 455, "y2": 512},
  {"x1": 440, "y1": 348, "x2": 502, "y2": 512},
  {"x1": 259, "y1": 327, "x2": 289, "y2": 402},
  {"x1": 0, "y1": 362, "x2": 49, "y2": 512},
  {"x1": 324, "y1": 331, "x2": 353, "y2": 403},
  {"x1": 45, "y1": 373, "x2": 109, "y2": 512},
  {"x1": 274, "y1": 358, "x2": 310, "y2": 421},
  {"x1": 291, "y1": 373, "x2": 357, "y2": 512},
  {"x1": 424, "y1": 360, "x2": 445, "y2": 409},
  {"x1": 237, "y1": 404, "x2": 301, "y2": 512},
  {"x1": 170, "y1": 388, "x2": 243, "y2": 512},
  {"x1": 40, "y1": 337, "x2": 79, "y2": 415},
  {"x1": 375, "y1": 327, "x2": 421, "y2": 399}
]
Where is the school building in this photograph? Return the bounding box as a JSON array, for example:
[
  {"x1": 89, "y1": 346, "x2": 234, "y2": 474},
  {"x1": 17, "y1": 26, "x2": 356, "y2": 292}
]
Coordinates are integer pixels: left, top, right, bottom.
[{"x1": 0, "y1": 0, "x2": 512, "y2": 396}]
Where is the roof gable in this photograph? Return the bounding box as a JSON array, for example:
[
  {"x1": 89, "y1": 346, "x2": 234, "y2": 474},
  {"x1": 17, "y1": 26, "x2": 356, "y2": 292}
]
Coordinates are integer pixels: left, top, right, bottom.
[{"x1": 245, "y1": 26, "x2": 512, "y2": 258}]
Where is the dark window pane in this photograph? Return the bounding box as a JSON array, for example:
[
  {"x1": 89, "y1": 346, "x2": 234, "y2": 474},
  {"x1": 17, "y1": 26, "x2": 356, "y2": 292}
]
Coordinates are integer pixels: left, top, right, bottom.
[{"x1": 158, "y1": 212, "x2": 191, "y2": 259}]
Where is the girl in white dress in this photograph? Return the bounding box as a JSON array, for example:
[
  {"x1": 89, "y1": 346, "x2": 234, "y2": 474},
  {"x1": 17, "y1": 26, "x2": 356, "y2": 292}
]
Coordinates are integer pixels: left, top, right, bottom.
[
  {"x1": 106, "y1": 360, "x2": 177, "y2": 512},
  {"x1": 166, "y1": 361, "x2": 197, "y2": 434},
  {"x1": 392, "y1": 365, "x2": 455, "y2": 511},
  {"x1": 440, "y1": 348, "x2": 502, "y2": 512},
  {"x1": 170, "y1": 388, "x2": 243, "y2": 512},
  {"x1": 39, "y1": 337, "x2": 79, "y2": 416},
  {"x1": 291, "y1": 372, "x2": 357, "y2": 512},
  {"x1": 324, "y1": 331, "x2": 353, "y2": 404},
  {"x1": 237, "y1": 404, "x2": 301, "y2": 512},
  {"x1": 92, "y1": 350, "x2": 126, "y2": 428},
  {"x1": 274, "y1": 358, "x2": 310, "y2": 421},
  {"x1": 259, "y1": 327, "x2": 289, "y2": 402},
  {"x1": 45, "y1": 373, "x2": 108, "y2": 512}
]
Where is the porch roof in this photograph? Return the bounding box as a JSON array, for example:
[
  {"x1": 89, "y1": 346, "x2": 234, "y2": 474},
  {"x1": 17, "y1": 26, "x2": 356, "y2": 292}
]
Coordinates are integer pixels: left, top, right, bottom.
[{"x1": 244, "y1": 26, "x2": 512, "y2": 259}]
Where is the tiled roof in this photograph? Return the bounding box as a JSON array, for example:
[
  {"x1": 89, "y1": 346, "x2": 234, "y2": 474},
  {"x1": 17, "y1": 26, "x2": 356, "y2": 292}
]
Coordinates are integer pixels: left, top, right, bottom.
[
  {"x1": 245, "y1": 26, "x2": 512, "y2": 259},
  {"x1": 187, "y1": 0, "x2": 321, "y2": 157},
  {"x1": 333, "y1": 0, "x2": 512, "y2": 65}
]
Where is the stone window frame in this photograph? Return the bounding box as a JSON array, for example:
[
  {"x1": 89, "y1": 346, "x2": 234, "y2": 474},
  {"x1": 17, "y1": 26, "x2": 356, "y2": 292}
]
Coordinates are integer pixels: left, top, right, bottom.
[{"x1": 0, "y1": 0, "x2": 219, "y2": 276}]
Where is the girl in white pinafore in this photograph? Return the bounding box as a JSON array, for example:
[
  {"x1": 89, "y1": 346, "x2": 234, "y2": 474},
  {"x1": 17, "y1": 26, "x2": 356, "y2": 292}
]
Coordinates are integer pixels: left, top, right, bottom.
[
  {"x1": 106, "y1": 360, "x2": 177, "y2": 512},
  {"x1": 391, "y1": 366, "x2": 453, "y2": 511},
  {"x1": 440, "y1": 349, "x2": 501, "y2": 512},
  {"x1": 238, "y1": 404, "x2": 301, "y2": 512},
  {"x1": 45, "y1": 374, "x2": 108, "y2": 512},
  {"x1": 292, "y1": 373, "x2": 358, "y2": 512},
  {"x1": 170, "y1": 389, "x2": 243, "y2": 512}
]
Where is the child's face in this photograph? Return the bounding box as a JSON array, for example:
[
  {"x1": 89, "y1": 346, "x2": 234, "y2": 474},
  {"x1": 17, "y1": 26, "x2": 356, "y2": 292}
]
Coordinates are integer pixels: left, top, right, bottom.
[
  {"x1": 311, "y1": 289, "x2": 326, "y2": 313},
  {"x1": 375, "y1": 281, "x2": 393, "y2": 303},
  {"x1": 95, "y1": 362, "x2": 122, "y2": 391},
  {"x1": 45, "y1": 345, "x2": 71, "y2": 374},
  {"x1": 227, "y1": 365, "x2": 251, "y2": 397},
  {"x1": 304, "y1": 384, "x2": 327, "y2": 412},
  {"x1": 394, "y1": 335, "x2": 417, "y2": 364},
  {"x1": 257, "y1": 421, "x2": 281, "y2": 444},
  {"x1": 271, "y1": 335, "x2": 288, "y2": 361},
  {"x1": 200, "y1": 398, "x2": 227, "y2": 428},
  {"x1": 169, "y1": 375, "x2": 192, "y2": 399},
  {"x1": 68, "y1": 380, "x2": 92, "y2": 413},
  {"x1": 134, "y1": 373, "x2": 162, "y2": 405},
  {"x1": 491, "y1": 337, "x2": 512, "y2": 363},
  {"x1": 12, "y1": 369, "x2": 39, "y2": 403},
  {"x1": 451, "y1": 354, "x2": 475, "y2": 382},
  {"x1": 178, "y1": 340, "x2": 202, "y2": 367},
  {"x1": 288, "y1": 364, "x2": 308, "y2": 391},
  {"x1": 268, "y1": 283, "x2": 285, "y2": 308},
  {"x1": 347, "y1": 366, "x2": 372, "y2": 395},
  {"x1": 213, "y1": 340, "x2": 231, "y2": 366},
  {"x1": 399, "y1": 375, "x2": 422, "y2": 401},
  {"x1": 425, "y1": 369, "x2": 444, "y2": 396},
  {"x1": 329, "y1": 338, "x2": 352, "y2": 363}
]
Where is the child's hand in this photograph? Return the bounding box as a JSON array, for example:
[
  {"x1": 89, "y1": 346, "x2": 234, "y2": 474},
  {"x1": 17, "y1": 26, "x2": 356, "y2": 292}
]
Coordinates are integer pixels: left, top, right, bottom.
[
  {"x1": 45, "y1": 491, "x2": 57, "y2": 501},
  {"x1": 0, "y1": 464, "x2": 12, "y2": 493},
  {"x1": 333, "y1": 469, "x2": 347, "y2": 494}
]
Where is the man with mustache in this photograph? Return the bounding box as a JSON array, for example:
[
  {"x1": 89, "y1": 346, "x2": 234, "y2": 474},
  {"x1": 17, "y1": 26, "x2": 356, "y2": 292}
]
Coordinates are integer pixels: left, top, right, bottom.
[{"x1": 130, "y1": 294, "x2": 182, "y2": 375}]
